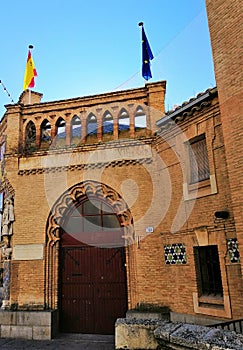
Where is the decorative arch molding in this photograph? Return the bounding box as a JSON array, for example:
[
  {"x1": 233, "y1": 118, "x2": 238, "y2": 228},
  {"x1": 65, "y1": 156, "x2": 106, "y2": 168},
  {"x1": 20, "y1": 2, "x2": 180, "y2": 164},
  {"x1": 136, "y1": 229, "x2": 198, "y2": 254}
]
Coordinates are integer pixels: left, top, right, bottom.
[
  {"x1": 0, "y1": 177, "x2": 15, "y2": 197},
  {"x1": 45, "y1": 180, "x2": 134, "y2": 309}
]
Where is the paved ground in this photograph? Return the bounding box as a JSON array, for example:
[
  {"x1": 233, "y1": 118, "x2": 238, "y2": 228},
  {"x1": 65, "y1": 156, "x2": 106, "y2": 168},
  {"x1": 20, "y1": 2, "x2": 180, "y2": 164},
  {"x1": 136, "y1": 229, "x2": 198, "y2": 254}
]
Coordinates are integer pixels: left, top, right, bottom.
[{"x1": 0, "y1": 334, "x2": 115, "y2": 349}]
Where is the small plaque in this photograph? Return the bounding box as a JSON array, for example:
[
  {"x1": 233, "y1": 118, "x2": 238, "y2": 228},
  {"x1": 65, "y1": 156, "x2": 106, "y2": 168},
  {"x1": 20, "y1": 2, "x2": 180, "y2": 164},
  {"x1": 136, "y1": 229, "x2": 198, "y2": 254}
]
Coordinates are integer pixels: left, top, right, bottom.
[
  {"x1": 146, "y1": 226, "x2": 154, "y2": 233},
  {"x1": 13, "y1": 244, "x2": 44, "y2": 260}
]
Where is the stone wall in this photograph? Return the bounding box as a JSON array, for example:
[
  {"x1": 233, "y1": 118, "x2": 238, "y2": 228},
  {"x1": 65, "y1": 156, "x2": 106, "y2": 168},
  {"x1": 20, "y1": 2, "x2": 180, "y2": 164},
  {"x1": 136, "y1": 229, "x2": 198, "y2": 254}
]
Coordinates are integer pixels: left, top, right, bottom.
[
  {"x1": 0, "y1": 310, "x2": 58, "y2": 340},
  {"x1": 115, "y1": 318, "x2": 243, "y2": 349},
  {"x1": 155, "y1": 321, "x2": 243, "y2": 350}
]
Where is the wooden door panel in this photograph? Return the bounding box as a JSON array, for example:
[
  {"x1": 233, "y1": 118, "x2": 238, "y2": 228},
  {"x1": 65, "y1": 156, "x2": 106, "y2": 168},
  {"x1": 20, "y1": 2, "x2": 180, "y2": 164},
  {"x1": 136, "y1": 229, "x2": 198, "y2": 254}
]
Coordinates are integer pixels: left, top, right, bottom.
[
  {"x1": 60, "y1": 245, "x2": 127, "y2": 334},
  {"x1": 62, "y1": 247, "x2": 91, "y2": 283},
  {"x1": 61, "y1": 299, "x2": 94, "y2": 333}
]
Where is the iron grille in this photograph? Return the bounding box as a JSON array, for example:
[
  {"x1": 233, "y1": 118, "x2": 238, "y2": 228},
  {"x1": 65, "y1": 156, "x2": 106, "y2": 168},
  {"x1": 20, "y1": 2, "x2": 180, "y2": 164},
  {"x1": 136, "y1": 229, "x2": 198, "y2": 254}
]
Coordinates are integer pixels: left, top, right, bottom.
[{"x1": 189, "y1": 135, "x2": 210, "y2": 184}]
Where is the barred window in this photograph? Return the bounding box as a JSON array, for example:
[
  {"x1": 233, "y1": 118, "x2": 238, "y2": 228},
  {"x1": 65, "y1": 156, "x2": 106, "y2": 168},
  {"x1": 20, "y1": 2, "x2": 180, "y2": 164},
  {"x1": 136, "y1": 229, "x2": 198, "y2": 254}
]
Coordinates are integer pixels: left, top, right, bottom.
[
  {"x1": 194, "y1": 245, "x2": 223, "y2": 297},
  {"x1": 189, "y1": 135, "x2": 210, "y2": 184}
]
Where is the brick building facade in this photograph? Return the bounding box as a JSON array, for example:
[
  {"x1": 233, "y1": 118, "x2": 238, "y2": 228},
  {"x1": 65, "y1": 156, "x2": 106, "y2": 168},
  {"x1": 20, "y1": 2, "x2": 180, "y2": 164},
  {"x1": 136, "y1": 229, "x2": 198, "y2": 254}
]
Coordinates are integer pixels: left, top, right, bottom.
[
  {"x1": 205, "y1": 0, "x2": 243, "y2": 278},
  {"x1": 0, "y1": 0, "x2": 242, "y2": 340}
]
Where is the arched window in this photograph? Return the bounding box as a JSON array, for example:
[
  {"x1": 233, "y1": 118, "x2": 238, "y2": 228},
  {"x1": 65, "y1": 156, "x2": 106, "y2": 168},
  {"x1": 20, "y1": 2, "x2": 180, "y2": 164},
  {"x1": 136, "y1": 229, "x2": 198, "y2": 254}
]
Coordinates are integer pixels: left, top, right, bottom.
[
  {"x1": 55, "y1": 118, "x2": 66, "y2": 147},
  {"x1": 135, "y1": 106, "x2": 147, "y2": 136},
  {"x1": 135, "y1": 107, "x2": 146, "y2": 129},
  {"x1": 118, "y1": 109, "x2": 130, "y2": 138},
  {"x1": 102, "y1": 111, "x2": 113, "y2": 140},
  {"x1": 56, "y1": 118, "x2": 66, "y2": 139},
  {"x1": 71, "y1": 115, "x2": 81, "y2": 145},
  {"x1": 40, "y1": 119, "x2": 51, "y2": 148},
  {"x1": 25, "y1": 121, "x2": 36, "y2": 151},
  {"x1": 62, "y1": 198, "x2": 123, "y2": 247},
  {"x1": 86, "y1": 114, "x2": 97, "y2": 142}
]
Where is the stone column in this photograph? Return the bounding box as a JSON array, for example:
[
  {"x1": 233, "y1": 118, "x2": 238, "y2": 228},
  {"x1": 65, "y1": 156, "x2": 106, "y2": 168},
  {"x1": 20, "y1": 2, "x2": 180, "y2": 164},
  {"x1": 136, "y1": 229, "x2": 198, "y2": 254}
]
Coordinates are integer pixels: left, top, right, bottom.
[
  {"x1": 65, "y1": 121, "x2": 71, "y2": 146},
  {"x1": 0, "y1": 195, "x2": 14, "y2": 309},
  {"x1": 97, "y1": 122, "x2": 103, "y2": 142},
  {"x1": 81, "y1": 118, "x2": 87, "y2": 143},
  {"x1": 1, "y1": 258, "x2": 11, "y2": 309},
  {"x1": 129, "y1": 112, "x2": 135, "y2": 138},
  {"x1": 36, "y1": 124, "x2": 41, "y2": 148}
]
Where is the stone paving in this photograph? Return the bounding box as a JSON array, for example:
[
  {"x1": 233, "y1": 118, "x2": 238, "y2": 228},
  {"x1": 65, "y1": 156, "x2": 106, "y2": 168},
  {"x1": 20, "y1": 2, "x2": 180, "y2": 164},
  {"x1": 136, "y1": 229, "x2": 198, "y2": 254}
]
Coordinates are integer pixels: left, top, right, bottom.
[{"x1": 0, "y1": 334, "x2": 115, "y2": 349}]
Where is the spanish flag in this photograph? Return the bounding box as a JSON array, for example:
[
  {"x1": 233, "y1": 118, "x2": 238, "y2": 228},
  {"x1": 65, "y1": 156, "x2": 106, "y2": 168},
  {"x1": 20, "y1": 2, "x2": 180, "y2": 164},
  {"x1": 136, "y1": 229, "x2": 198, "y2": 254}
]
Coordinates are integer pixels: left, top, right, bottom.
[{"x1": 23, "y1": 49, "x2": 37, "y2": 90}]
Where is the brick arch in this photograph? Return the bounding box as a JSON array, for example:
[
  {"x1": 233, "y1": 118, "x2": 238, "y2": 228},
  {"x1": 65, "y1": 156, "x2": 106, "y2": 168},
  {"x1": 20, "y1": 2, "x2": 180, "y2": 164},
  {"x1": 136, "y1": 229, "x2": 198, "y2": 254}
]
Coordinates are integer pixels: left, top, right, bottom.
[
  {"x1": 45, "y1": 180, "x2": 134, "y2": 309},
  {"x1": 118, "y1": 107, "x2": 129, "y2": 118},
  {"x1": 23, "y1": 117, "x2": 37, "y2": 132}
]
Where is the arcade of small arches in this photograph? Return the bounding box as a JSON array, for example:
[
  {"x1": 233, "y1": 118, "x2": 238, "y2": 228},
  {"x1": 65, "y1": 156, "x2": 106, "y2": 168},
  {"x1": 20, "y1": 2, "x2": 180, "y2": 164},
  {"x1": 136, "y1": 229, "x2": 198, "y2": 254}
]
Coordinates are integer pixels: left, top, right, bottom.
[{"x1": 23, "y1": 104, "x2": 151, "y2": 151}]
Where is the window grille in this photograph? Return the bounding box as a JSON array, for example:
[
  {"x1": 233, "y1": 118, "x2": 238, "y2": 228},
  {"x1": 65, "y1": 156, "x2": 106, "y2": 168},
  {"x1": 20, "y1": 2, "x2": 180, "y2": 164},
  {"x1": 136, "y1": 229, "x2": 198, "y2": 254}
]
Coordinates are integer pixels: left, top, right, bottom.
[{"x1": 189, "y1": 135, "x2": 210, "y2": 184}]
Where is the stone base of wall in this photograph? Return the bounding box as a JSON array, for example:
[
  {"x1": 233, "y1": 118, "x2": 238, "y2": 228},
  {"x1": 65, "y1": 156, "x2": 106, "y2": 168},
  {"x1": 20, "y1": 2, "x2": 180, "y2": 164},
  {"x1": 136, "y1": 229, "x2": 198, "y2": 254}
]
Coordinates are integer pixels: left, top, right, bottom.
[
  {"x1": 115, "y1": 318, "x2": 162, "y2": 349},
  {"x1": 0, "y1": 310, "x2": 59, "y2": 340}
]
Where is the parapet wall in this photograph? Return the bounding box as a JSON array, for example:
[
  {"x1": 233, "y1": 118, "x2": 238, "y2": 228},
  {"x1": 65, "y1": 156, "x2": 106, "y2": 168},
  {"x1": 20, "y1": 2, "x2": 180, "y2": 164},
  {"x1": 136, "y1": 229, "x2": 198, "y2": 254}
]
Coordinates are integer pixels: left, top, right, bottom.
[{"x1": 115, "y1": 318, "x2": 243, "y2": 349}]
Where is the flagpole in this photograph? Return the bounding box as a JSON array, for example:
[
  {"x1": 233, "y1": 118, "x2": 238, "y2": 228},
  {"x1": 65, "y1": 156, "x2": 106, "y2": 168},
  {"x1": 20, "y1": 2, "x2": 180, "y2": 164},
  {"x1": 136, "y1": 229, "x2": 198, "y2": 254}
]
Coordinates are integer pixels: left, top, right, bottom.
[
  {"x1": 138, "y1": 22, "x2": 147, "y2": 85},
  {"x1": 28, "y1": 45, "x2": 34, "y2": 105},
  {"x1": 138, "y1": 21, "x2": 154, "y2": 83}
]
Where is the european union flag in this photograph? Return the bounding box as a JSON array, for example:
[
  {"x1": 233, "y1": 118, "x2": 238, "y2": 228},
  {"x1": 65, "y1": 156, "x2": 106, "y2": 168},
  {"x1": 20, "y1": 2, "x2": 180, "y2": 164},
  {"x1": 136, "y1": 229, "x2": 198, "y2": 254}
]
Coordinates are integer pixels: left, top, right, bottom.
[{"x1": 141, "y1": 24, "x2": 154, "y2": 80}]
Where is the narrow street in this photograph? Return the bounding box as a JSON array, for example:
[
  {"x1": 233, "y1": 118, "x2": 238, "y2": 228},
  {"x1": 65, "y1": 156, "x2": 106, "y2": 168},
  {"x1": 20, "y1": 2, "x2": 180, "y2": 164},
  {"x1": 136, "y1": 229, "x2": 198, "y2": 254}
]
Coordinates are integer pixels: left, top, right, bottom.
[{"x1": 0, "y1": 334, "x2": 115, "y2": 349}]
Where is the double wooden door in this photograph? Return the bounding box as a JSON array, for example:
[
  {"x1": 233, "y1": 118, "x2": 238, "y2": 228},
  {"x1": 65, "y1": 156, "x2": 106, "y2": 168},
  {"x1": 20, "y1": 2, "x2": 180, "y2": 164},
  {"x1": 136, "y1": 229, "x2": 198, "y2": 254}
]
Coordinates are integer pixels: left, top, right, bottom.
[{"x1": 60, "y1": 245, "x2": 127, "y2": 334}]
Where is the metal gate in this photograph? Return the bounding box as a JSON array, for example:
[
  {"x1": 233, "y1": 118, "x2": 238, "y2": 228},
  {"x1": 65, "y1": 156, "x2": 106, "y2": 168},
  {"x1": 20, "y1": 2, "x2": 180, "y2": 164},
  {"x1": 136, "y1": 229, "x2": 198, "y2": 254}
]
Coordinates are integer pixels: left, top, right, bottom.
[{"x1": 60, "y1": 244, "x2": 128, "y2": 334}]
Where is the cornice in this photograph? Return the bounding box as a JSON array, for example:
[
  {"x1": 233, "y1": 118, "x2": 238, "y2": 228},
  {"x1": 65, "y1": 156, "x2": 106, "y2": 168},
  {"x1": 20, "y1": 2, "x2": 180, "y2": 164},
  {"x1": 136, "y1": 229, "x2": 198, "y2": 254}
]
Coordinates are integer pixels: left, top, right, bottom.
[{"x1": 18, "y1": 157, "x2": 153, "y2": 176}]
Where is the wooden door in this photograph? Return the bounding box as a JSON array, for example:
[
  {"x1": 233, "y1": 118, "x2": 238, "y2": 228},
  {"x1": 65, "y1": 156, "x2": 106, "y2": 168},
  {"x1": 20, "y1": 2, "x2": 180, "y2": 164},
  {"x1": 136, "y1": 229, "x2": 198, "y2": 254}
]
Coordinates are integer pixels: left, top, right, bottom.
[{"x1": 60, "y1": 244, "x2": 127, "y2": 334}]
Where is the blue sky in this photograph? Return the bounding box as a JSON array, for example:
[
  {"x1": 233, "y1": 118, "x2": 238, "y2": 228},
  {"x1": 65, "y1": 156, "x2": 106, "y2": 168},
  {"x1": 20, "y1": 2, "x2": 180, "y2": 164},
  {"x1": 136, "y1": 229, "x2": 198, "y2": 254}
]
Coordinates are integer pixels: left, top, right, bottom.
[{"x1": 0, "y1": 0, "x2": 215, "y2": 117}]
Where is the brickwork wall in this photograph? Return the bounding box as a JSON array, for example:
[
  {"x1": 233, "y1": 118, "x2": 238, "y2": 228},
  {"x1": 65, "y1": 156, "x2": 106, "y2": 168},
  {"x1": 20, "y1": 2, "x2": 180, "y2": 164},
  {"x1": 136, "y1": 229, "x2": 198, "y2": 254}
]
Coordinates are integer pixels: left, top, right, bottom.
[
  {"x1": 11, "y1": 260, "x2": 45, "y2": 308},
  {"x1": 2, "y1": 82, "x2": 166, "y2": 310},
  {"x1": 1, "y1": 78, "x2": 242, "y2": 323},
  {"x1": 205, "y1": 0, "x2": 243, "y2": 276},
  {"x1": 133, "y1": 95, "x2": 242, "y2": 319}
]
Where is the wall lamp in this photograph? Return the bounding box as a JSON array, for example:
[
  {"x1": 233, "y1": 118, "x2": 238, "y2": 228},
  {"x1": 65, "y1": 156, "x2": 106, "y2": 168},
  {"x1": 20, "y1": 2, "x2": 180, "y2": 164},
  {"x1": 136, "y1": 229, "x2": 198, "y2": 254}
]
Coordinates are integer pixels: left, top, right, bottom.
[{"x1": 214, "y1": 210, "x2": 229, "y2": 219}]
